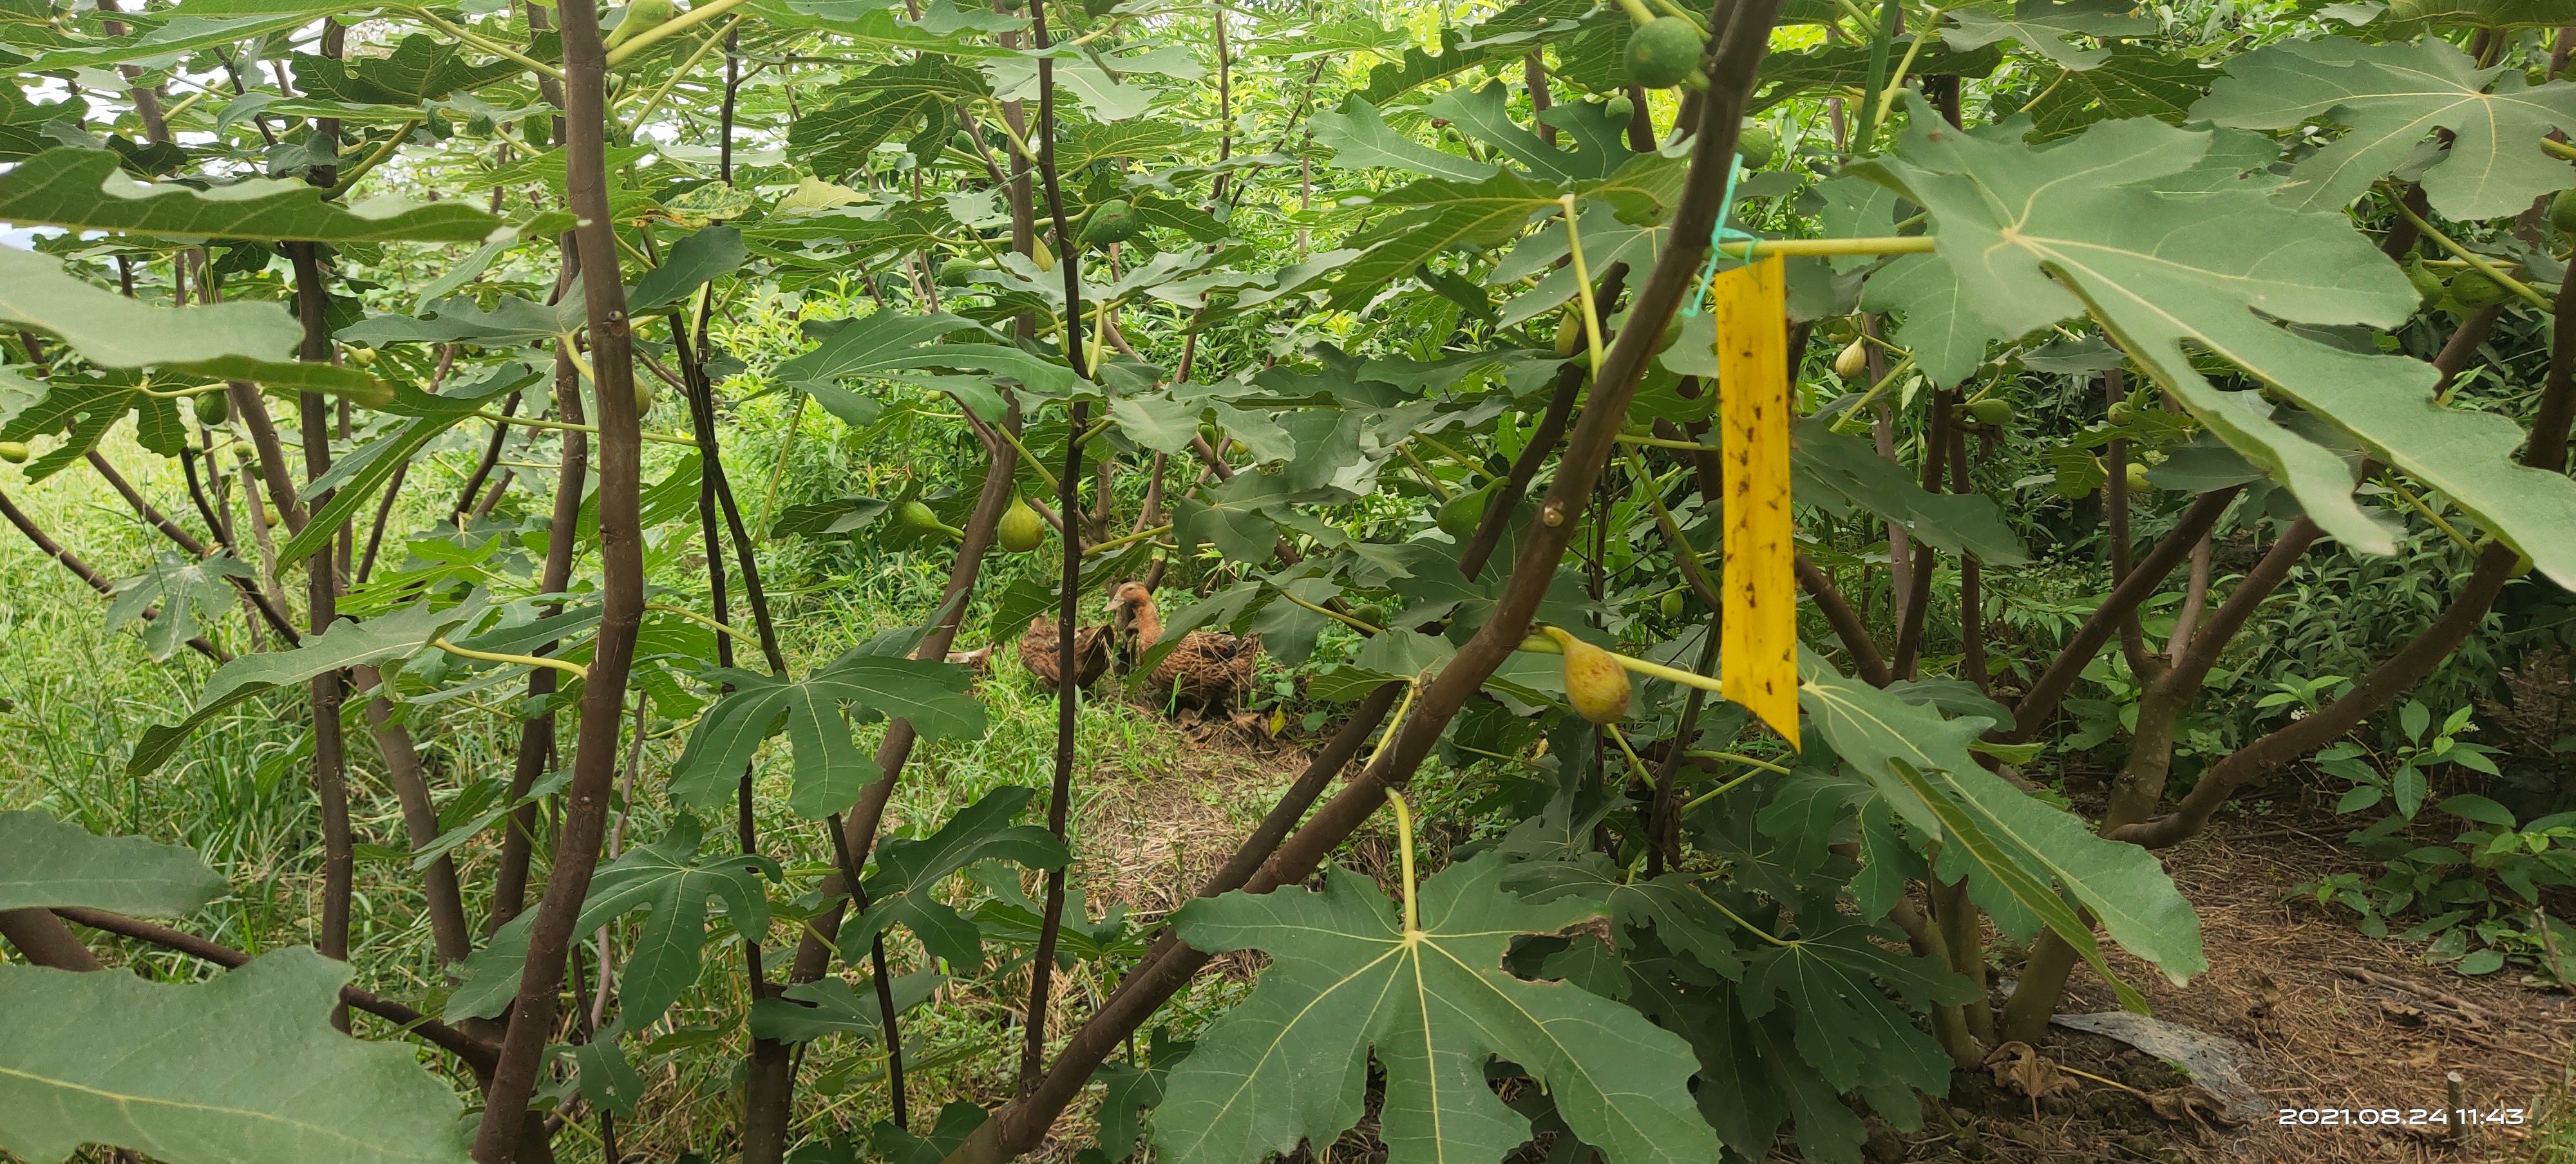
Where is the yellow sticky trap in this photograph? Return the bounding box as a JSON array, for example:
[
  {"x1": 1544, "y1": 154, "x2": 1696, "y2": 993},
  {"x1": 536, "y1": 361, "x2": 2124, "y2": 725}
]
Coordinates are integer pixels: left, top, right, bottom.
[{"x1": 1713, "y1": 256, "x2": 1799, "y2": 749}]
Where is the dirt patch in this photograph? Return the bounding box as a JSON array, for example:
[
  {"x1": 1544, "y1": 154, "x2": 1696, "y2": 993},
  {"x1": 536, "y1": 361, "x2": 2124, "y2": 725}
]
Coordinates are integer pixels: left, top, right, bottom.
[{"x1": 1908, "y1": 814, "x2": 2576, "y2": 1164}]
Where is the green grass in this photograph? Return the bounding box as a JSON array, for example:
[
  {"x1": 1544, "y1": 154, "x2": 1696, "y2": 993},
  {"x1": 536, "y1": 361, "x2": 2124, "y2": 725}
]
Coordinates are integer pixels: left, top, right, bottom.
[{"x1": 0, "y1": 428, "x2": 1320, "y2": 1158}]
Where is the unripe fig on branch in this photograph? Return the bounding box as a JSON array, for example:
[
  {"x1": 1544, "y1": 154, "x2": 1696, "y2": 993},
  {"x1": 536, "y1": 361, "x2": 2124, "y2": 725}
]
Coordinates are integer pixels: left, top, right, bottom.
[{"x1": 998, "y1": 495, "x2": 1045, "y2": 552}]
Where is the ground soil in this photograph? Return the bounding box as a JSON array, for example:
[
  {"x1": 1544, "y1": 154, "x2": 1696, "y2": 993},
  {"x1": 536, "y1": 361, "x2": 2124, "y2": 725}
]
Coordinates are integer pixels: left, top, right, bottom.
[{"x1": 1945, "y1": 811, "x2": 2576, "y2": 1164}]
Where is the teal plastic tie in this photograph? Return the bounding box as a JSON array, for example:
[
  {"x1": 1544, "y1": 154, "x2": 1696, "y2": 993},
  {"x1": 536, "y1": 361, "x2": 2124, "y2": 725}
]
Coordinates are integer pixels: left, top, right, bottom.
[{"x1": 1683, "y1": 152, "x2": 1766, "y2": 317}]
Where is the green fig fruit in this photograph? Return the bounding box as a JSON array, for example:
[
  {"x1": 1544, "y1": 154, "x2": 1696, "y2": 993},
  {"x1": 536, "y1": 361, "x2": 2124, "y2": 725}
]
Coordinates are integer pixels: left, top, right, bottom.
[
  {"x1": 895, "y1": 499, "x2": 965, "y2": 540},
  {"x1": 1552, "y1": 306, "x2": 1584, "y2": 357},
  {"x1": 2405, "y1": 260, "x2": 2447, "y2": 305},
  {"x1": 0, "y1": 441, "x2": 26, "y2": 464},
  {"x1": 2125, "y1": 461, "x2": 2152, "y2": 492},
  {"x1": 346, "y1": 345, "x2": 377, "y2": 367},
  {"x1": 1031, "y1": 236, "x2": 1056, "y2": 272},
  {"x1": 633, "y1": 378, "x2": 656, "y2": 416},
  {"x1": 998, "y1": 495, "x2": 1045, "y2": 552},
  {"x1": 1967, "y1": 398, "x2": 2013, "y2": 426},
  {"x1": 1623, "y1": 17, "x2": 1702, "y2": 89},
  {"x1": 194, "y1": 390, "x2": 231, "y2": 427},
  {"x1": 1347, "y1": 601, "x2": 1388, "y2": 630},
  {"x1": 2448, "y1": 268, "x2": 2510, "y2": 309},
  {"x1": 1659, "y1": 589, "x2": 1684, "y2": 619},
  {"x1": 1081, "y1": 198, "x2": 1141, "y2": 245},
  {"x1": 1435, "y1": 486, "x2": 1490, "y2": 541},
  {"x1": 1604, "y1": 94, "x2": 1634, "y2": 122},
  {"x1": 2107, "y1": 400, "x2": 2134, "y2": 425},
  {"x1": 1736, "y1": 121, "x2": 1777, "y2": 169},
  {"x1": 2550, "y1": 187, "x2": 2576, "y2": 236},
  {"x1": 938, "y1": 257, "x2": 984, "y2": 286}
]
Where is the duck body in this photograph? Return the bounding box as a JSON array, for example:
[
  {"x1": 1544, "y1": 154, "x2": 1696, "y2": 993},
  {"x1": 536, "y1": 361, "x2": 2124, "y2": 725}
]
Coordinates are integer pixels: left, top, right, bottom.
[
  {"x1": 1110, "y1": 581, "x2": 1258, "y2": 715},
  {"x1": 1018, "y1": 616, "x2": 1111, "y2": 692}
]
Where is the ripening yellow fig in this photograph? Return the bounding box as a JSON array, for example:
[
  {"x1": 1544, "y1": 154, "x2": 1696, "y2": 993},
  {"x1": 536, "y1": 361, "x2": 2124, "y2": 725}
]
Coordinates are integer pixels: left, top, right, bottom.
[
  {"x1": 633, "y1": 378, "x2": 658, "y2": 416},
  {"x1": 0, "y1": 441, "x2": 26, "y2": 464},
  {"x1": 998, "y1": 495, "x2": 1045, "y2": 552},
  {"x1": 345, "y1": 345, "x2": 377, "y2": 367},
  {"x1": 1834, "y1": 337, "x2": 1868, "y2": 380},
  {"x1": 1031, "y1": 236, "x2": 1057, "y2": 272},
  {"x1": 1542, "y1": 624, "x2": 1630, "y2": 725}
]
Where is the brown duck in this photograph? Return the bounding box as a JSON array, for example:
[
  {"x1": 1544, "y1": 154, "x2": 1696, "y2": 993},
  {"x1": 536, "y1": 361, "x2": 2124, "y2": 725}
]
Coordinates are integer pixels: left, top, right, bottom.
[
  {"x1": 1110, "y1": 581, "x2": 1258, "y2": 715},
  {"x1": 1017, "y1": 615, "x2": 1112, "y2": 693}
]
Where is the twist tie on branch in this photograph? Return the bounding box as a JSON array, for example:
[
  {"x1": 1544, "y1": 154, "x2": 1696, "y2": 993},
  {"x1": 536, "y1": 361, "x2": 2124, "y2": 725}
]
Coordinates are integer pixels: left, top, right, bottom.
[{"x1": 1683, "y1": 153, "x2": 1765, "y2": 317}]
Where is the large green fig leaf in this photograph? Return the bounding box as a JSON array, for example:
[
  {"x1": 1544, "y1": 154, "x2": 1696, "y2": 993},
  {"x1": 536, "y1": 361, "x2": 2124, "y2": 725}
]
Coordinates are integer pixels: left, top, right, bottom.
[
  {"x1": 668, "y1": 652, "x2": 985, "y2": 818},
  {"x1": 1, "y1": 247, "x2": 295, "y2": 367},
  {"x1": 2025, "y1": 48, "x2": 2210, "y2": 138},
  {"x1": 1309, "y1": 95, "x2": 1495, "y2": 182},
  {"x1": 748, "y1": 968, "x2": 943, "y2": 1043},
  {"x1": 1506, "y1": 854, "x2": 1748, "y2": 977},
  {"x1": 0, "y1": 149, "x2": 500, "y2": 243},
  {"x1": 1624, "y1": 953, "x2": 1868, "y2": 1164},
  {"x1": 0, "y1": 810, "x2": 226, "y2": 915},
  {"x1": 0, "y1": 249, "x2": 386, "y2": 403},
  {"x1": 1738, "y1": 923, "x2": 1974, "y2": 1096},
  {"x1": 629, "y1": 224, "x2": 748, "y2": 314},
  {"x1": 1488, "y1": 200, "x2": 1672, "y2": 328},
  {"x1": 1156, "y1": 854, "x2": 1726, "y2": 1164},
  {"x1": 130, "y1": 598, "x2": 489, "y2": 778},
  {"x1": 338, "y1": 294, "x2": 587, "y2": 348},
  {"x1": 0, "y1": 948, "x2": 471, "y2": 1164},
  {"x1": 22, "y1": 13, "x2": 316, "y2": 72},
  {"x1": 0, "y1": 369, "x2": 185, "y2": 482},
  {"x1": 840, "y1": 787, "x2": 1068, "y2": 971},
  {"x1": 573, "y1": 817, "x2": 775, "y2": 1028},
  {"x1": 108, "y1": 552, "x2": 258, "y2": 662},
  {"x1": 1853, "y1": 99, "x2": 2576, "y2": 586},
  {"x1": 1798, "y1": 657, "x2": 2205, "y2": 1004},
  {"x1": 2193, "y1": 35, "x2": 2576, "y2": 220},
  {"x1": 1794, "y1": 417, "x2": 2030, "y2": 565},
  {"x1": 790, "y1": 58, "x2": 990, "y2": 178},
  {"x1": 1941, "y1": 0, "x2": 2156, "y2": 71},
  {"x1": 1426, "y1": 82, "x2": 1627, "y2": 186},
  {"x1": 2376, "y1": 0, "x2": 2576, "y2": 33},
  {"x1": 288, "y1": 34, "x2": 518, "y2": 105},
  {"x1": 1327, "y1": 171, "x2": 1560, "y2": 309},
  {"x1": 774, "y1": 311, "x2": 1076, "y2": 402},
  {"x1": 448, "y1": 816, "x2": 776, "y2": 1026},
  {"x1": 277, "y1": 362, "x2": 547, "y2": 566}
]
